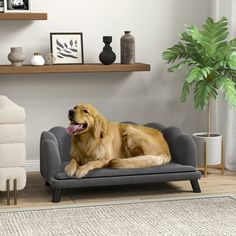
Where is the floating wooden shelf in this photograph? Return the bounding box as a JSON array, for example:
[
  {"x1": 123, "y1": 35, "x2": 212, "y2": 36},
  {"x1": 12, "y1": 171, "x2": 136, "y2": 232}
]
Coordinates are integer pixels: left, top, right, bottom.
[
  {"x1": 0, "y1": 63, "x2": 151, "y2": 74},
  {"x1": 0, "y1": 13, "x2": 47, "y2": 20}
]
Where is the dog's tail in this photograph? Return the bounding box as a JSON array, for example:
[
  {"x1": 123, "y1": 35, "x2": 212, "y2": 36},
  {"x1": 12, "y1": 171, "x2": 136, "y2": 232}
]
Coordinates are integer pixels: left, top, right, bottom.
[{"x1": 108, "y1": 155, "x2": 170, "y2": 169}]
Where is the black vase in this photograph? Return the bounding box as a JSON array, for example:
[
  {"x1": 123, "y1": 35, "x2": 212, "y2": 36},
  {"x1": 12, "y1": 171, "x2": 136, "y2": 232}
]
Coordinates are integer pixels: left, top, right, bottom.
[{"x1": 99, "y1": 36, "x2": 116, "y2": 65}]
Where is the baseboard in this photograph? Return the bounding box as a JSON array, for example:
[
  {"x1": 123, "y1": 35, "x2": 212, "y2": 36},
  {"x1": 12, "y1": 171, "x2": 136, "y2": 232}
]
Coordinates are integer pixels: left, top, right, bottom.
[{"x1": 25, "y1": 160, "x2": 40, "y2": 172}]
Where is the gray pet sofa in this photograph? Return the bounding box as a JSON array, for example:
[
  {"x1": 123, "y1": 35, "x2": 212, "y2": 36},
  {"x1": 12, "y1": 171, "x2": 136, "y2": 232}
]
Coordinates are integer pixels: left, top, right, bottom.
[{"x1": 40, "y1": 122, "x2": 201, "y2": 203}]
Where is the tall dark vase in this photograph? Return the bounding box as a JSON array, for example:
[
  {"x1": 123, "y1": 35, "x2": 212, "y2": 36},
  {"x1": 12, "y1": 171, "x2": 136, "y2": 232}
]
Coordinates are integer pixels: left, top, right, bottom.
[
  {"x1": 99, "y1": 36, "x2": 116, "y2": 65},
  {"x1": 120, "y1": 31, "x2": 135, "y2": 64}
]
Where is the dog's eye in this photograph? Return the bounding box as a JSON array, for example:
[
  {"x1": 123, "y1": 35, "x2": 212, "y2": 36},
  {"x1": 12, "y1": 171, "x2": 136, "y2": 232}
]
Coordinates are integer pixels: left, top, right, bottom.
[
  {"x1": 83, "y1": 109, "x2": 89, "y2": 114},
  {"x1": 74, "y1": 106, "x2": 77, "y2": 110}
]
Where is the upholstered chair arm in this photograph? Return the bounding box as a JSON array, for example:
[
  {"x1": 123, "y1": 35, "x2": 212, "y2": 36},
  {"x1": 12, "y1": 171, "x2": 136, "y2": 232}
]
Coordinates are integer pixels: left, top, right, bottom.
[
  {"x1": 40, "y1": 131, "x2": 62, "y2": 180},
  {"x1": 163, "y1": 127, "x2": 197, "y2": 167}
]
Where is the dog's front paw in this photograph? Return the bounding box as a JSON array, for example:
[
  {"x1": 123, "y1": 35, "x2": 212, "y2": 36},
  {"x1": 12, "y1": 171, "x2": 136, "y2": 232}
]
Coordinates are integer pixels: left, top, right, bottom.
[
  {"x1": 75, "y1": 166, "x2": 89, "y2": 178},
  {"x1": 65, "y1": 159, "x2": 78, "y2": 177}
]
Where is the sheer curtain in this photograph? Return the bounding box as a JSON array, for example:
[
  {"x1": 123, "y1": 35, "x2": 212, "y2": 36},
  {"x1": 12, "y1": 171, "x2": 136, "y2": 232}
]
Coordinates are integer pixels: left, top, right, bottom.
[
  {"x1": 221, "y1": 103, "x2": 236, "y2": 170},
  {"x1": 216, "y1": 0, "x2": 236, "y2": 170}
]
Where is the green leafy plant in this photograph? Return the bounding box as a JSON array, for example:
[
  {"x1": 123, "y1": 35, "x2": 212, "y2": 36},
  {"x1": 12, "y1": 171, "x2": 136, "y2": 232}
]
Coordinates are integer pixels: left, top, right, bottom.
[{"x1": 163, "y1": 17, "x2": 236, "y2": 136}]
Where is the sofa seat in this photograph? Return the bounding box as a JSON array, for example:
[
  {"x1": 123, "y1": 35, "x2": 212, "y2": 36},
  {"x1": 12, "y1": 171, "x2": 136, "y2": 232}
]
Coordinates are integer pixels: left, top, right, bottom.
[{"x1": 56, "y1": 162, "x2": 197, "y2": 179}]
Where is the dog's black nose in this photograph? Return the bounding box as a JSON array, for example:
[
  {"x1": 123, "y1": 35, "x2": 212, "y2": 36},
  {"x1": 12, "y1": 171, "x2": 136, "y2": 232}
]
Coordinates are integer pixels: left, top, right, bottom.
[{"x1": 69, "y1": 110, "x2": 74, "y2": 118}]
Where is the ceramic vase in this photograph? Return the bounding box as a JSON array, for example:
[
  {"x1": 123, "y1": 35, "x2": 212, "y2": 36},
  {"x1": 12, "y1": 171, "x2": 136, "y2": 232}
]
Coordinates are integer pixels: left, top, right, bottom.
[
  {"x1": 120, "y1": 31, "x2": 135, "y2": 64},
  {"x1": 192, "y1": 133, "x2": 222, "y2": 165},
  {"x1": 99, "y1": 36, "x2": 116, "y2": 65},
  {"x1": 8, "y1": 47, "x2": 25, "y2": 66},
  {"x1": 30, "y1": 53, "x2": 45, "y2": 66}
]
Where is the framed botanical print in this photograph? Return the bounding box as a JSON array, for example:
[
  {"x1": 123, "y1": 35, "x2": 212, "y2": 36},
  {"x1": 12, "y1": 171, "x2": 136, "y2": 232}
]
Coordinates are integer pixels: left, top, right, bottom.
[
  {"x1": 0, "y1": 0, "x2": 4, "y2": 12},
  {"x1": 50, "y1": 32, "x2": 84, "y2": 64}
]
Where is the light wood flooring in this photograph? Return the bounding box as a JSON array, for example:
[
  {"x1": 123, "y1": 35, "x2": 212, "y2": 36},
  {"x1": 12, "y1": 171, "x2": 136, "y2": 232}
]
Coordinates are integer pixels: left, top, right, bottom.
[{"x1": 0, "y1": 169, "x2": 236, "y2": 208}]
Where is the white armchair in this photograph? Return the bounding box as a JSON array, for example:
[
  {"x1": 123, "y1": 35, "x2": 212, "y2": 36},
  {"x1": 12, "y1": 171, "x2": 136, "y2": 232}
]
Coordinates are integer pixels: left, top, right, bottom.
[{"x1": 0, "y1": 96, "x2": 26, "y2": 205}]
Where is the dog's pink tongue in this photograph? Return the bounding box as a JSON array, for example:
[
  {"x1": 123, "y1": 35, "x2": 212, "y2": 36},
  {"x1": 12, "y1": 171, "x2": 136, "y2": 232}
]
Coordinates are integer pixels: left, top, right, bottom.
[{"x1": 66, "y1": 125, "x2": 82, "y2": 134}]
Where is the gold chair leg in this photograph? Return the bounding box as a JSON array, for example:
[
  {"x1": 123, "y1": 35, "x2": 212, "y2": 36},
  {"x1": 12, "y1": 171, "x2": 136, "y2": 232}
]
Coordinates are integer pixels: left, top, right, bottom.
[
  {"x1": 6, "y1": 179, "x2": 10, "y2": 205},
  {"x1": 14, "y1": 179, "x2": 17, "y2": 205}
]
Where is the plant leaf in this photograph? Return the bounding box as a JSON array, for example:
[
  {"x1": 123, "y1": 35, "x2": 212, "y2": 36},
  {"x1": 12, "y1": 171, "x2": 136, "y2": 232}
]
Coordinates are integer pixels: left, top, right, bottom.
[
  {"x1": 167, "y1": 59, "x2": 194, "y2": 72},
  {"x1": 194, "y1": 80, "x2": 218, "y2": 109},
  {"x1": 162, "y1": 42, "x2": 187, "y2": 63},
  {"x1": 219, "y1": 69, "x2": 236, "y2": 81},
  {"x1": 180, "y1": 81, "x2": 190, "y2": 102},
  {"x1": 59, "y1": 52, "x2": 78, "y2": 59},
  {"x1": 56, "y1": 40, "x2": 64, "y2": 49},
  {"x1": 227, "y1": 54, "x2": 236, "y2": 68},
  {"x1": 70, "y1": 40, "x2": 73, "y2": 47},
  {"x1": 185, "y1": 67, "x2": 211, "y2": 83},
  {"x1": 218, "y1": 77, "x2": 236, "y2": 107},
  {"x1": 200, "y1": 17, "x2": 229, "y2": 57},
  {"x1": 70, "y1": 48, "x2": 78, "y2": 52}
]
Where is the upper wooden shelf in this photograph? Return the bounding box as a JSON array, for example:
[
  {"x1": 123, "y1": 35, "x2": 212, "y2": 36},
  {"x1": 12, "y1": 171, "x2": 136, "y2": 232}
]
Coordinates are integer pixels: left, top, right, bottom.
[
  {"x1": 0, "y1": 63, "x2": 151, "y2": 74},
  {"x1": 0, "y1": 13, "x2": 47, "y2": 20}
]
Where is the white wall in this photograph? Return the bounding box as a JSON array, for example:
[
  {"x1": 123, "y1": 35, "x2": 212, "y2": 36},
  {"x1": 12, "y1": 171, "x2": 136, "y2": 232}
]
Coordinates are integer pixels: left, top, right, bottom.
[{"x1": 0, "y1": 0, "x2": 214, "y2": 161}]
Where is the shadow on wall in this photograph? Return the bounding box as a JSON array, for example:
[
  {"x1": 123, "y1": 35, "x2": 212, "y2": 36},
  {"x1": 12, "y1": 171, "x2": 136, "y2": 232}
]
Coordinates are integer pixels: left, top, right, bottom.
[{"x1": 1, "y1": 72, "x2": 150, "y2": 99}]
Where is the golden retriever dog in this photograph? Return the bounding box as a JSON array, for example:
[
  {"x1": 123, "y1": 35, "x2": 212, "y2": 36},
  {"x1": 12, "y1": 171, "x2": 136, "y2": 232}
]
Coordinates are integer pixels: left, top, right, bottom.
[{"x1": 65, "y1": 104, "x2": 171, "y2": 178}]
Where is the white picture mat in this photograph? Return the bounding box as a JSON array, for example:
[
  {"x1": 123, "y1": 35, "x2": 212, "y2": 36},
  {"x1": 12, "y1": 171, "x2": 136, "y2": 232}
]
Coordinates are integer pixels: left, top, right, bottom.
[{"x1": 51, "y1": 34, "x2": 83, "y2": 64}]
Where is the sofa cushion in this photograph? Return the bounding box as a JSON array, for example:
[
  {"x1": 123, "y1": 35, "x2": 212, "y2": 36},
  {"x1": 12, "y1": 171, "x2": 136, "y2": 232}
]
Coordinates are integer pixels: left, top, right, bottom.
[{"x1": 56, "y1": 162, "x2": 196, "y2": 180}]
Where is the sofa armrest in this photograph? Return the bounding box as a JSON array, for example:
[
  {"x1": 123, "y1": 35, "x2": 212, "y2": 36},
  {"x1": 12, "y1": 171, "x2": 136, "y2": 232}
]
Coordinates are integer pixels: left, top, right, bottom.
[
  {"x1": 173, "y1": 134, "x2": 197, "y2": 167},
  {"x1": 163, "y1": 127, "x2": 197, "y2": 167},
  {"x1": 40, "y1": 131, "x2": 62, "y2": 181}
]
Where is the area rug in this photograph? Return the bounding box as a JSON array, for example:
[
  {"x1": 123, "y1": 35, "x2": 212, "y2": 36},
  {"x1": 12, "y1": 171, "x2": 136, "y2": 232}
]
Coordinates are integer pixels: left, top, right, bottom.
[{"x1": 0, "y1": 194, "x2": 236, "y2": 236}]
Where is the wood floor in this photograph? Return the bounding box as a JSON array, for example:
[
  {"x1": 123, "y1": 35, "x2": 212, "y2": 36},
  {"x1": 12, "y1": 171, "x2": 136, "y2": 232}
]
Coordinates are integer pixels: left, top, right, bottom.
[{"x1": 0, "y1": 169, "x2": 236, "y2": 208}]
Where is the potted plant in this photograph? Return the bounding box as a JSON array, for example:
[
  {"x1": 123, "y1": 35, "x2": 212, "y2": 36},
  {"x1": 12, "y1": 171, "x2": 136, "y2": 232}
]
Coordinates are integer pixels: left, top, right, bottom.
[{"x1": 162, "y1": 17, "x2": 236, "y2": 168}]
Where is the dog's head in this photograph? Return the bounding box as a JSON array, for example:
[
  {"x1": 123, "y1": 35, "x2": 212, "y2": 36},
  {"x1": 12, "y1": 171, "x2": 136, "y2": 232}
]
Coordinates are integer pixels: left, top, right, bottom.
[{"x1": 67, "y1": 104, "x2": 107, "y2": 138}]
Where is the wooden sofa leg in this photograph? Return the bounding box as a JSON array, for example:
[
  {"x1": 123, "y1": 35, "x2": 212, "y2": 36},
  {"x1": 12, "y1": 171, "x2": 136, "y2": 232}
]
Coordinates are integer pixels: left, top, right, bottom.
[
  {"x1": 190, "y1": 179, "x2": 201, "y2": 193},
  {"x1": 52, "y1": 188, "x2": 62, "y2": 203}
]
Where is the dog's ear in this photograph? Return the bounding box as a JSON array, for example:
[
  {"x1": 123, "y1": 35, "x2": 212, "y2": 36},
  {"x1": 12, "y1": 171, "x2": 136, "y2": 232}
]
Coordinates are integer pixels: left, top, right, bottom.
[{"x1": 93, "y1": 115, "x2": 107, "y2": 139}]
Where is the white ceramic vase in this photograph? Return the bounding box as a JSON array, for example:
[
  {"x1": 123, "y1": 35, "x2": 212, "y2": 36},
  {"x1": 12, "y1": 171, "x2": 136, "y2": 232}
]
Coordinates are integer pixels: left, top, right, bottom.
[
  {"x1": 30, "y1": 53, "x2": 45, "y2": 66},
  {"x1": 192, "y1": 133, "x2": 222, "y2": 165}
]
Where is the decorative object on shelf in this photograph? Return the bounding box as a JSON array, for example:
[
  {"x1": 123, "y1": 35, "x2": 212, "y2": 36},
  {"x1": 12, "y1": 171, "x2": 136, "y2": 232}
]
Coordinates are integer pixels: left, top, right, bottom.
[
  {"x1": 0, "y1": 0, "x2": 4, "y2": 12},
  {"x1": 162, "y1": 17, "x2": 236, "y2": 176},
  {"x1": 45, "y1": 53, "x2": 56, "y2": 65},
  {"x1": 50, "y1": 32, "x2": 84, "y2": 65},
  {"x1": 4, "y1": 0, "x2": 31, "y2": 12},
  {"x1": 99, "y1": 36, "x2": 116, "y2": 65},
  {"x1": 30, "y1": 52, "x2": 45, "y2": 66},
  {"x1": 8, "y1": 47, "x2": 25, "y2": 66},
  {"x1": 120, "y1": 31, "x2": 135, "y2": 64}
]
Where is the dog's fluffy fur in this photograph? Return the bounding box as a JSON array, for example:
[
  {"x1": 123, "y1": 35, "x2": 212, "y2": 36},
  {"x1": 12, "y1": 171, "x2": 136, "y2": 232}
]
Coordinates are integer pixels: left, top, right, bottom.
[{"x1": 65, "y1": 104, "x2": 171, "y2": 178}]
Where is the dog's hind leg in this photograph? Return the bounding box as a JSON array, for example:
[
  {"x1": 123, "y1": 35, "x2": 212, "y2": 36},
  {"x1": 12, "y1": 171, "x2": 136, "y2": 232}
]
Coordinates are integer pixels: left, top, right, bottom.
[
  {"x1": 108, "y1": 154, "x2": 169, "y2": 169},
  {"x1": 123, "y1": 126, "x2": 163, "y2": 156}
]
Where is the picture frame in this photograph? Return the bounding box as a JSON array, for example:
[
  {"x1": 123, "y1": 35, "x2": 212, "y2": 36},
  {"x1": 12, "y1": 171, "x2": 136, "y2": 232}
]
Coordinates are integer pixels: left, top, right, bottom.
[
  {"x1": 50, "y1": 32, "x2": 84, "y2": 65},
  {"x1": 0, "y1": 0, "x2": 3, "y2": 12},
  {"x1": 4, "y1": 0, "x2": 31, "y2": 12}
]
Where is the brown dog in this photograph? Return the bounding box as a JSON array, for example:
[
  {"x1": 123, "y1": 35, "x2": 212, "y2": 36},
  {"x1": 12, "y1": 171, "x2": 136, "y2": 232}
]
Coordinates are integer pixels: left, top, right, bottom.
[{"x1": 65, "y1": 104, "x2": 171, "y2": 178}]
